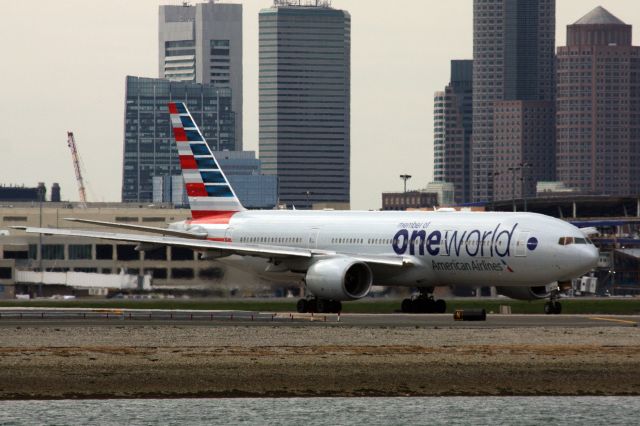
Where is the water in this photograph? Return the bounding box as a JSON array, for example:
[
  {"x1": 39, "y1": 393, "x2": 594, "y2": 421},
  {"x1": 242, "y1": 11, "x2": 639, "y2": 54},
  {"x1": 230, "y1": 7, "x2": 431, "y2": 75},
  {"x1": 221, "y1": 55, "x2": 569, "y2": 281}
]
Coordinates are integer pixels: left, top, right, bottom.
[{"x1": 1, "y1": 397, "x2": 638, "y2": 425}]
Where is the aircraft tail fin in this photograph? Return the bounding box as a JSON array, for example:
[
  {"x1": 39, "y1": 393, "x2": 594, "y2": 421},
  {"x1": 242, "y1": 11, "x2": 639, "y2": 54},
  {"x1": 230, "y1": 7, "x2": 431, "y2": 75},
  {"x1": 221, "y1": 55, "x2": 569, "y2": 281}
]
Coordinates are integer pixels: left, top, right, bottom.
[{"x1": 168, "y1": 102, "x2": 245, "y2": 220}]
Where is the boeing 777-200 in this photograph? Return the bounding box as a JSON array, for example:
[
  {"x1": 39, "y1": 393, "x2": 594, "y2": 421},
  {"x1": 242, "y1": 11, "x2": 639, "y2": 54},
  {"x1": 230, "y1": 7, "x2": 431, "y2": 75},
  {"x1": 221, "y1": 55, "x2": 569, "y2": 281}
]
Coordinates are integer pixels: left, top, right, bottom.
[{"x1": 15, "y1": 102, "x2": 599, "y2": 314}]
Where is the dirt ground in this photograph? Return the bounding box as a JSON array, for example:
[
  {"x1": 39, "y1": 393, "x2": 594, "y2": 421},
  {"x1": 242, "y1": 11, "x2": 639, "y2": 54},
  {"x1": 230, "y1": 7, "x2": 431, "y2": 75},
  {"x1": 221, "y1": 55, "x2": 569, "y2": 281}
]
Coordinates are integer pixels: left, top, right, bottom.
[{"x1": 1, "y1": 325, "x2": 639, "y2": 398}]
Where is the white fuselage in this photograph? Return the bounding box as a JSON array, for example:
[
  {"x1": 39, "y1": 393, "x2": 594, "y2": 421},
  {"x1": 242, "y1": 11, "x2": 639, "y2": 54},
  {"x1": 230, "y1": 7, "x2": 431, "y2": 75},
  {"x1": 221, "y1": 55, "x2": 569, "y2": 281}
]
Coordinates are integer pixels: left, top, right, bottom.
[{"x1": 177, "y1": 210, "x2": 599, "y2": 289}]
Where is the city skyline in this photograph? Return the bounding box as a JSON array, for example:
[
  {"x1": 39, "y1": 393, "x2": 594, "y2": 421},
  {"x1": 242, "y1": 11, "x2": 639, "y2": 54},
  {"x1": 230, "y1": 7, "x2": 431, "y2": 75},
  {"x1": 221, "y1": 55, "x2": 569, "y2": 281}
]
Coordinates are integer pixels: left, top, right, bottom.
[{"x1": 2, "y1": 0, "x2": 640, "y2": 209}]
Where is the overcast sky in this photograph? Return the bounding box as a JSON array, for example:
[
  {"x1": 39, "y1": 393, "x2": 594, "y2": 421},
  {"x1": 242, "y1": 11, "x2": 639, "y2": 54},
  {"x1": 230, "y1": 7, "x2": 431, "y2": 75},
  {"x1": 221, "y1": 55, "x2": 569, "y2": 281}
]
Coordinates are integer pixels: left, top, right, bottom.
[{"x1": 1, "y1": 0, "x2": 639, "y2": 209}]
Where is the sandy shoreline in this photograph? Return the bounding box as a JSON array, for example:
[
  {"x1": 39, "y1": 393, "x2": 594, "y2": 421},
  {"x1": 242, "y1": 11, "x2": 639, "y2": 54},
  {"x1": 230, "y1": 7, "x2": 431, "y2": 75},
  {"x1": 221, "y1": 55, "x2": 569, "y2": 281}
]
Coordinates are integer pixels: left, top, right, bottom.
[{"x1": 1, "y1": 325, "x2": 639, "y2": 398}]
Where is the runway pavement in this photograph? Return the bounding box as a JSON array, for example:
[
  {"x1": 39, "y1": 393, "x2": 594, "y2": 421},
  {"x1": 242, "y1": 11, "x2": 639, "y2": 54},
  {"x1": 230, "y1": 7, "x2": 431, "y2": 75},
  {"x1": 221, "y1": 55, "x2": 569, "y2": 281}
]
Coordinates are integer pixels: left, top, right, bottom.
[{"x1": 0, "y1": 308, "x2": 637, "y2": 328}]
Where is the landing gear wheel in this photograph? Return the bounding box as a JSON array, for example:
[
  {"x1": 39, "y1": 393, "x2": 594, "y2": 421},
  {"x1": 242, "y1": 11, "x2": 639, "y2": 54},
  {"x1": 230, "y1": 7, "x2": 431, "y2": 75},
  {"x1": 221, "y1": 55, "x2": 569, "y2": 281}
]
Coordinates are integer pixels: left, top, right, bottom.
[
  {"x1": 296, "y1": 299, "x2": 308, "y2": 313},
  {"x1": 312, "y1": 299, "x2": 341, "y2": 314},
  {"x1": 400, "y1": 289, "x2": 446, "y2": 314},
  {"x1": 544, "y1": 301, "x2": 562, "y2": 315},
  {"x1": 553, "y1": 301, "x2": 562, "y2": 314},
  {"x1": 434, "y1": 299, "x2": 447, "y2": 314},
  {"x1": 401, "y1": 298, "x2": 413, "y2": 313},
  {"x1": 414, "y1": 298, "x2": 431, "y2": 313}
]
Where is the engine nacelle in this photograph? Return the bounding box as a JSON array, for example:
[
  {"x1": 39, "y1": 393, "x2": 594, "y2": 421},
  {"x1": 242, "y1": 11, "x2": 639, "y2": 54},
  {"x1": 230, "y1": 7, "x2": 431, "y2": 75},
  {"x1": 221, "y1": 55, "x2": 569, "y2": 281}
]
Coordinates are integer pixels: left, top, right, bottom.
[
  {"x1": 496, "y1": 285, "x2": 551, "y2": 300},
  {"x1": 305, "y1": 258, "x2": 373, "y2": 301}
]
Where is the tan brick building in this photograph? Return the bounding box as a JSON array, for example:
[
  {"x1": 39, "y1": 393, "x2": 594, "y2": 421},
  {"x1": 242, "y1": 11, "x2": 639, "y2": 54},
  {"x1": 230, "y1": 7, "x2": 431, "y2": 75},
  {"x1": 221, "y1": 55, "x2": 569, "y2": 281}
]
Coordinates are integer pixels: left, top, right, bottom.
[{"x1": 556, "y1": 7, "x2": 640, "y2": 195}]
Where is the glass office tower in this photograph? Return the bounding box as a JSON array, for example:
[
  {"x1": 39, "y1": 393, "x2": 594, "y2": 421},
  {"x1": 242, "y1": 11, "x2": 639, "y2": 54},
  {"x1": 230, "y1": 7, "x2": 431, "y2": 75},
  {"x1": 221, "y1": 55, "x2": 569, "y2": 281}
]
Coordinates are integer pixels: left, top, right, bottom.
[{"x1": 121, "y1": 76, "x2": 234, "y2": 203}]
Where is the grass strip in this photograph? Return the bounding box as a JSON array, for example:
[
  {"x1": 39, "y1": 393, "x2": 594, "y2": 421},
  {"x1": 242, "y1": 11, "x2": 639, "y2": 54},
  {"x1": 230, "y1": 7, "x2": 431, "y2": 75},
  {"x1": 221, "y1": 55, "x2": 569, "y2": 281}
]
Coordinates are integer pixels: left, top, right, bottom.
[{"x1": 0, "y1": 298, "x2": 639, "y2": 315}]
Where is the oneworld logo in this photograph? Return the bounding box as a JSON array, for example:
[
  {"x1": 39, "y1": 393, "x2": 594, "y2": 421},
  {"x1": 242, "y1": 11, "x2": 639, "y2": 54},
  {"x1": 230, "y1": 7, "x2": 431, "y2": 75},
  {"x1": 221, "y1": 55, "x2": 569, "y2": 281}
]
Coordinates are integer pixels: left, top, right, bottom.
[{"x1": 392, "y1": 223, "x2": 519, "y2": 258}]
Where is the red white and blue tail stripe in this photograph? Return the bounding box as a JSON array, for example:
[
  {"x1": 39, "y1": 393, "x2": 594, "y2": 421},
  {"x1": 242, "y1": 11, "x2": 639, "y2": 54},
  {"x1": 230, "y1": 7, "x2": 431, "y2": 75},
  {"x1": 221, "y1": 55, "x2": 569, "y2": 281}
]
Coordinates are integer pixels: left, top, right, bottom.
[{"x1": 168, "y1": 102, "x2": 245, "y2": 221}]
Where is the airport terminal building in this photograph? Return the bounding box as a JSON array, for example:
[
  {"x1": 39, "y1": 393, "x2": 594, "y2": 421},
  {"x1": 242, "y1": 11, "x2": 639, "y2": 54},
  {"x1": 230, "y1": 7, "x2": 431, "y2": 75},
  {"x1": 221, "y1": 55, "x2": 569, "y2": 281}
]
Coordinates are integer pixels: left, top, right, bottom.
[{"x1": 0, "y1": 204, "x2": 238, "y2": 299}]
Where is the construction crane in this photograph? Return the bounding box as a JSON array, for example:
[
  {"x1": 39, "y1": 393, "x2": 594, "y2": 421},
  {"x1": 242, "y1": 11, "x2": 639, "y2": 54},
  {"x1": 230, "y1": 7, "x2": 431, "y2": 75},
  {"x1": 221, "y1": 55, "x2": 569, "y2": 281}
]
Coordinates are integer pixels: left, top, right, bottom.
[{"x1": 66, "y1": 131, "x2": 88, "y2": 208}]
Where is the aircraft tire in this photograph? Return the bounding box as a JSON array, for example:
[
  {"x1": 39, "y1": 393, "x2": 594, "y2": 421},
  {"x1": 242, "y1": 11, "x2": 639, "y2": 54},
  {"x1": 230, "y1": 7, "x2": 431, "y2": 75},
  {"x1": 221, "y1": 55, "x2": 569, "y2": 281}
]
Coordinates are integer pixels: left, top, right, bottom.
[
  {"x1": 316, "y1": 299, "x2": 326, "y2": 313},
  {"x1": 544, "y1": 301, "x2": 557, "y2": 315},
  {"x1": 401, "y1": 298, "x2": 413, "y2": 313},
  {"x1": 434, "y1": 299, "x2": 447, "y2": 313},
  {"x1": 296, "y1": 299, "x2": 308, "y2": 313},
  {"x1": 414, "y1": 298, "x2": 430, "y2": 313},
  {"x1": 553, "y1": 302, "x2": 562, "y2": 315}
]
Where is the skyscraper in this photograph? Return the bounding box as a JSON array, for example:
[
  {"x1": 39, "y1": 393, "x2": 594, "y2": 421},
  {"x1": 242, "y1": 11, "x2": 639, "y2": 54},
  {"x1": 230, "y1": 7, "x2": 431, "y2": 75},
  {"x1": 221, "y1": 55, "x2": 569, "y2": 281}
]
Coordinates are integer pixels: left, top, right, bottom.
[
  {"x1": 159, "y1": 1, "x2": 243, "y2": 149},
  {"x1": 472, "y1": 0, "x2": 555, "y2": 202},
  {"x1": 434, "y1": 60, "x2": 473, "y2": 204},
  {"x1": 556, "y1": 6, "x2": 640, "y2": 196},
  {"x1": 259, "y1": 1, "x2": 351, "y2": 209},
  {"x1": 493, "y1": 100, "x2": 555, "y2": 201},
  {"x1": 121, "y1": 76, "x2": 234, "y2": 203}
]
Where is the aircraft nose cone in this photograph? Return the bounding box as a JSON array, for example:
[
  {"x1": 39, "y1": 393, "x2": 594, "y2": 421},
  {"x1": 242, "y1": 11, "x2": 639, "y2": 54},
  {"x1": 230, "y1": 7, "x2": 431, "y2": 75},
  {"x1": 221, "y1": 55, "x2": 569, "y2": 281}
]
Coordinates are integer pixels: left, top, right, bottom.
[
  {"x1": 556, "y1": 244, "x2": 599, "y2": 280},
  {"x1": 574, "y1": 245, "x2": 599, "y2": 274},
  {"x1": 585, "y1": 246, "x2": 600, "y2": 269}
]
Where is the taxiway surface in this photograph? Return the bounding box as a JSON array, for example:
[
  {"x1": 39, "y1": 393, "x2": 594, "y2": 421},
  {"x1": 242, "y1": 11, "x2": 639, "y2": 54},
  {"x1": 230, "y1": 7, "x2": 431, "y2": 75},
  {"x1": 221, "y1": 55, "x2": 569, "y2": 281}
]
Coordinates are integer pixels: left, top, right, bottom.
[{"x1": 0, "y1": 308, "x2": 637, "y2": 328}]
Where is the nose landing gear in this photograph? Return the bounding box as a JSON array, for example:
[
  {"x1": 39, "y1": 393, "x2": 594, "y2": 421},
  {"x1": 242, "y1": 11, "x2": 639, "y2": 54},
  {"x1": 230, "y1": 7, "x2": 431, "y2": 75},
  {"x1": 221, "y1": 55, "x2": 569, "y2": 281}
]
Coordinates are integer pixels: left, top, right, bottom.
[
  {"x1": 544, "y1": 283, "x2": 568, "y2": 315},
  {"x1": 544, "y1": 287, "x2": 562, "y2": 315},
  {"x1": 544, "y1": 299, "x2": 562, "y2": 315}
]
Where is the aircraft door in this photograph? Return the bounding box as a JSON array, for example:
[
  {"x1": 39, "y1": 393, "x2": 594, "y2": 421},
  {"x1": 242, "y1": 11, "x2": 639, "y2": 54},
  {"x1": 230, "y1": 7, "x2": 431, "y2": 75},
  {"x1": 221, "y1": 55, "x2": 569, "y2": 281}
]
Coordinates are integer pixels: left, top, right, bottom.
[
  {"x1": 225, "y1": 227, "x2": 234, "y2": 242},
  {"x1": 515, "y1": 231, "x2": 530, "y2": 257},
  {"x1": 308, "y1": 228, "x2": 320, "y2": 249}
]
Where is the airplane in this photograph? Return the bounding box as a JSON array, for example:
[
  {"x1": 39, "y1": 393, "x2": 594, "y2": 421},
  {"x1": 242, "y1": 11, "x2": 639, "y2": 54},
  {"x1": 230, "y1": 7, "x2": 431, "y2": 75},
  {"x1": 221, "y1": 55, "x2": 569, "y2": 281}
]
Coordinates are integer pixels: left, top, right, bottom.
[{"x1": 14, "y1": 102, "x2": 599, "y2": 315}]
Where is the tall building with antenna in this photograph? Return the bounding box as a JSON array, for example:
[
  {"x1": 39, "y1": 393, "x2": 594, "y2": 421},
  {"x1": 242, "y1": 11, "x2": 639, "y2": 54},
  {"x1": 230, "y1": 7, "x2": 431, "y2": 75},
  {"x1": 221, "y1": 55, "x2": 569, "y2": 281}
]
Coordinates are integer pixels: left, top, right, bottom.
[{"x1": 259, "y1": 0, "x2": 351, "y2": 209}]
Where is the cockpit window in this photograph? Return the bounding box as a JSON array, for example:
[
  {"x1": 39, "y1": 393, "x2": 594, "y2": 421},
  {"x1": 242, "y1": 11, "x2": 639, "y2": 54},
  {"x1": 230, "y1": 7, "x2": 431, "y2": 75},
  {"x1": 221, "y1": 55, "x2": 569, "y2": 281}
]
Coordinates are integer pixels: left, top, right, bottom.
[
  {"x1": 558, "y1": 237, "x2": 574, "y2": 245},
  {"x1": 559, "y1": 236, "x2": 592, "y2": 245}
]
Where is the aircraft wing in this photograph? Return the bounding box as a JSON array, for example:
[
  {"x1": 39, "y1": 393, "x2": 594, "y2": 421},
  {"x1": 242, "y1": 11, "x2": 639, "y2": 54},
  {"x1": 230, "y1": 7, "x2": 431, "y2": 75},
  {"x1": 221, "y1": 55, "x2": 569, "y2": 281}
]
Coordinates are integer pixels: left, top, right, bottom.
[
  {"x1": 63, "y1": 218, "x2": 208, "y2": 239},
  {"x1": 12, "y1": 226, "x2": 414, "y2": 268}
]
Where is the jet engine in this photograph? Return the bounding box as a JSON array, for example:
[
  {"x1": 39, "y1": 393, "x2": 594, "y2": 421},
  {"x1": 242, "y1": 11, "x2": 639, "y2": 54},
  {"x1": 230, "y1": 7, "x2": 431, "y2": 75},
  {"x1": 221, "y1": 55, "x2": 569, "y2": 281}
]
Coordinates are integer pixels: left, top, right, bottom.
[
  {"x1": 305, "y1": 258, "x2": 373, "y2": 301},
  {"x1": 495, "y1": 285, "x2": 551, "y2": 300}
]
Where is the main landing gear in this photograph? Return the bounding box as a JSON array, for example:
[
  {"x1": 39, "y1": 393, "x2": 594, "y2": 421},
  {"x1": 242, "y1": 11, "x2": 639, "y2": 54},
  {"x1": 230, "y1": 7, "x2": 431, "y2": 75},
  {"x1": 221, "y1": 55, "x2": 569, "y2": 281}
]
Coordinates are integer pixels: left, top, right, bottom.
[
  {"x1": 296, "y1": 298, "x2": 342, "y2": 314},
  {"x1": 401, "y1": 288, "x2": 447, "y2": 313}
]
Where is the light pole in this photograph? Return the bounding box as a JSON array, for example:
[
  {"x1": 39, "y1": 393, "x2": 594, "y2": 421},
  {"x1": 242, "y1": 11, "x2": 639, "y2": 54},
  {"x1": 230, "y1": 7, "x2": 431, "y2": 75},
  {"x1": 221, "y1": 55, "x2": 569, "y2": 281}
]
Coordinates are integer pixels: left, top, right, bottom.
[
  {"x1": 520, "y1": 162, "x2": 532, "y2": 211},
  {"x1": 38, "y1": 185, "x2": 44, "y2": 298},
  {"x1": 303, "y1": 190, "x2": 312, "y2": 209},
  {"x1": 399, "y1": 174, "x2": 412, "y2": 210},
  {"x1": 487, "y1": 171, "x2": 500, "y2": 208},
  {"x1": 508, "y1": 166, "x2": 517, "y2": 212},
  {"x1": 507, "y1": 162, "x2": 532, "y2": 212}
]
